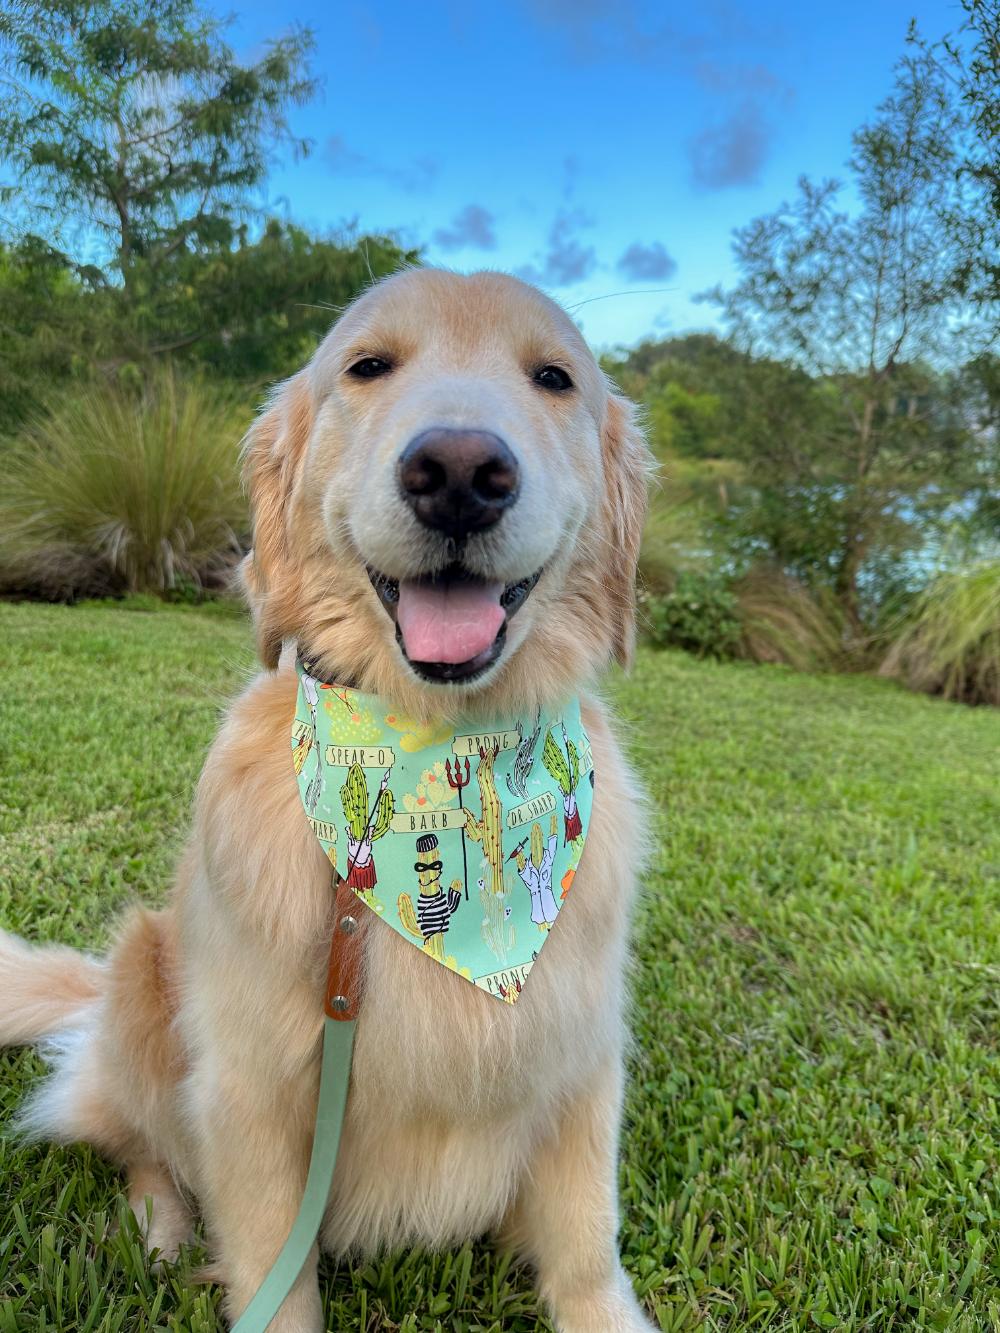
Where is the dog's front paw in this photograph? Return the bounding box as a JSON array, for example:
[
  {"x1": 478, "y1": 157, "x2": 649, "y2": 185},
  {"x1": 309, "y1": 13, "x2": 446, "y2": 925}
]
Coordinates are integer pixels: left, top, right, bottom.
[
  {"x1": 551, "y1": 1273, "x2": 657, "y2": 1333},
  {"x1": 127, "y1": 1165, "x2": 194, "y2": 1269}
]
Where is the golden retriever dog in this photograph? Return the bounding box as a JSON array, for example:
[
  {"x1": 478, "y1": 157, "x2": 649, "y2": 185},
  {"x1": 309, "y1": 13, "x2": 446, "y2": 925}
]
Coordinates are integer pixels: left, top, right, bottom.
[{"x1": 0, "y1": 269, "x2": 654, "y2": 1331}]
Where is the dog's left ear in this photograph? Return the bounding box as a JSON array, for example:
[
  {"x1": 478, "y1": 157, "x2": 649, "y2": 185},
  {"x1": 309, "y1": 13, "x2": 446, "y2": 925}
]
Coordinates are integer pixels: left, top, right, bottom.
[{"x1": 600, "y1": 390, "x2": 651, "y2": 668}]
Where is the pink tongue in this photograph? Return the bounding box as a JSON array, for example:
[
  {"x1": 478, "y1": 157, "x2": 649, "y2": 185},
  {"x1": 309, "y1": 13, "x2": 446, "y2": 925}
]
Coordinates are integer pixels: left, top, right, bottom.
[{"x1": 397, "y1": 578, "x2": 506, "y2": 664}]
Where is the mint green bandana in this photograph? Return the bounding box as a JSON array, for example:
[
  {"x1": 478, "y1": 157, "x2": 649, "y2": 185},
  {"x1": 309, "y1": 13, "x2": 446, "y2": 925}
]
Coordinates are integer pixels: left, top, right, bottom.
[{"x1": 291, "y1": 658, "x2": 594, "y2": 1002}]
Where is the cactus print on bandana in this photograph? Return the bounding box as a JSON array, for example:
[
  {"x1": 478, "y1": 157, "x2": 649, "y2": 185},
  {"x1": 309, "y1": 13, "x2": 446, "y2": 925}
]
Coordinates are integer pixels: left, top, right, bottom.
[{"x1": 291, "y1": 658, "x2": 594, "y2": 1003}]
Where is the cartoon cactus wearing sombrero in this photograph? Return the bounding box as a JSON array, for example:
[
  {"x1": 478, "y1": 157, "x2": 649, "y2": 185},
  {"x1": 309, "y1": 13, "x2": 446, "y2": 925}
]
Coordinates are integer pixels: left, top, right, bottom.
[
  {"x1": 340, "y1": 764, "x2": 394, "y2": 891},
  {"x1": 542, "y1": 725, "x2": 583, "y2": 844}
]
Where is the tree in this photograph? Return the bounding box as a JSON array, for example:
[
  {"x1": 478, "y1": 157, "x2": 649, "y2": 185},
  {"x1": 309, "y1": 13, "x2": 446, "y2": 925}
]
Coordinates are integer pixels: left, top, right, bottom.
[
  {"x1": 604, "y1": 333, "x2": 846, "y2": 594},
  {"x1": 705, "y1": 48, "x2": 986, "y2": 628},
  {"x1": 954, "y1": 351, "x2": 1000, "y2": 540},
  {"x1": 0, "y1": 2, "x2": 417, "y2": 401},
  {"x1": 0, "y1": 237, "x2": 98, "y2": 429},
  {"x1": 0, "y1": 217, "x2": 417, "y2": 429},
  {"x1": 0, "y1": 0, "x2": 316, "y2": 361},
  {"x1": 920, "y1": 1, "x2": 1000, "y2": 315},
  {"x1": 179, "y1": 220, "x2": 417, "y2": 385}
]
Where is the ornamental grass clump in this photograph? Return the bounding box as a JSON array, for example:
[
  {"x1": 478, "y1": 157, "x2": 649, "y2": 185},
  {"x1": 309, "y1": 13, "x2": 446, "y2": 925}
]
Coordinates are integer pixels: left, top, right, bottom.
[
  {"x1": 735, "y1": 567, "x2": 846, "y2": 673},
  {"x1": 0, "y1": 370, "x2": 249, "y2": 600},
  {"x1": 880, "y1": 562, "x2": 1000, "y2": 706}
]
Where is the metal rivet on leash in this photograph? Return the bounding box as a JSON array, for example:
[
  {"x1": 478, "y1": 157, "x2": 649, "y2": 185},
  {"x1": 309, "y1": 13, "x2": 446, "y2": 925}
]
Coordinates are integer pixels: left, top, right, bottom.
[
  {"x1": 329, "y1": 994, "x2": 349, "y2": 1012},
  {"x1": 338, "y1": 915, "x2": 358, "y2": 935}
]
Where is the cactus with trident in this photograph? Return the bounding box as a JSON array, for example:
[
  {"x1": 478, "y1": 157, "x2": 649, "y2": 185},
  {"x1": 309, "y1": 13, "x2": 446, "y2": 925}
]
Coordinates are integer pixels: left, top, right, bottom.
[{"x1": 445, "y1": 755, "x2": 471, "y2": 899}]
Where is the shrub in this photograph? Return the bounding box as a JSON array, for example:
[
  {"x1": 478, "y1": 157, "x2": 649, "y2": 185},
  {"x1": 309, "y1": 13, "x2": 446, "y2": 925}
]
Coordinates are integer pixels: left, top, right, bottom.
[
  {"x1": 643, "y1": 565, "x2": 850, "y2": 670},
  {"x1": 879, "y1": 562, "x2": 1000, "y2": 706},
  {"x1": 642, "y1": 571, "x2": 741, "y2": 658},
  {"x1": 0, "y1": 371, "x2": 249, "y2": 600},
  {"x1": 735, "y1": 566, "x2": 846, "y2": 673}
]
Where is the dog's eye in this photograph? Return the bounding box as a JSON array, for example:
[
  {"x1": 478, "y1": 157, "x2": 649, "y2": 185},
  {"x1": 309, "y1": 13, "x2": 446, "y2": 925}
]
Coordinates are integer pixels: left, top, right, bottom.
[
  {"x1": 533, "y1": 365, "x2": 574, "y2": 392},
  {"x1": 347, "y1": 356, "x2": 393, "y2": 380}
]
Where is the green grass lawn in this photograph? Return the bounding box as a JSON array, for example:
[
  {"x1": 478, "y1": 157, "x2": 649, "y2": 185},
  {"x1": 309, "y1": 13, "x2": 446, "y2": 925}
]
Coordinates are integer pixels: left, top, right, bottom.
[{"x1": 2, "y1": 599, "x2": 1000, "y2": 1332}]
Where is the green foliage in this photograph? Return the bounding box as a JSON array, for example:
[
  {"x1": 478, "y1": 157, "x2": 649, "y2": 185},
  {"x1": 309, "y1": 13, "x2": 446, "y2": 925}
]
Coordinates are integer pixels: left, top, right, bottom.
[
  {"x1": 606, "y1": 333, "x2": 767, "y2": 466},
  {"x1": 611, "y1": 323, "x2": 996, "y2": 641},
  {"x1": 915, "y1": 2, "x2": 1000, "y2": 318},
  {"x1": 643, "y1": 571, "x2": 742, "y2": 659},
  {"x1": 541, "y1": 730, "x2": 571, "y2": 796},
  {"x1": 0, "y1": 238, "x2": 100, "y2": 431},
  {"x1": 608, "y1": 337, "x2": 873, "y2": 600},
  {"x1": 956, "y1": 351, "x2": 1000, "y2": 538},
  {"x1": 0, "y1": 217, "x2": 414, "y2": 417},
  {"x1": 604, "y1": 339, "x2": 750, "y2": 598},
  {"x1": 642, "y1": 568, "x2": 849, "y2": 672},
  {"x1": 703, "y1": 46, "x2": 987, "y2": 627},
  {"x1": 4, "y1": 604, "x2": 1000, "y2": 1328},
  {"x1": 178, "y1": 220, "x2": 415, "y2": 386},
  {"x1": 0, "y1": 1, "x2": 416, "y2": 402},
  {"x1": 880, "y1": 560, "x2": 1000, "y2": 705},
  {"x1": 0, "y1": 368, "x2": 248, "y2": 598},
  {"x1": 0, "y1": 0, "x2": 316, "y2": 278}
]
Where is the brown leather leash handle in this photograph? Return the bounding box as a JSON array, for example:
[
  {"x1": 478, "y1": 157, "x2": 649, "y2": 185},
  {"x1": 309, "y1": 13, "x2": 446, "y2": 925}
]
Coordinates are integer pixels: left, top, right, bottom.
[{"x1": 324, "y1": 875, "x2": 367, "y2": 1020}]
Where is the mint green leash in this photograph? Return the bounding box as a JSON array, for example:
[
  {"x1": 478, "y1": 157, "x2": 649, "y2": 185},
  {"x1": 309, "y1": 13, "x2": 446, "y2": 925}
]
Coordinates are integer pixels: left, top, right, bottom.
[{"x1": 231, "y1": 1016, "x2": 356, "y2": 1333}]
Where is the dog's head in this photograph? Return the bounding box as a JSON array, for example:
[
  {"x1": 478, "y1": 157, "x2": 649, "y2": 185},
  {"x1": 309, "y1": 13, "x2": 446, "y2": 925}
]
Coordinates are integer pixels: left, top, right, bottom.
[{"x1": 241, "y1": 268, "x2": 649, "y2": 717}]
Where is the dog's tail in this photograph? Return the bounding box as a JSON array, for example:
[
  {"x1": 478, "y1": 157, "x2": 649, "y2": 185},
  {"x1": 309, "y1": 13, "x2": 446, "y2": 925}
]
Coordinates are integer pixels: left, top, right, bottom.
[
  {"x1": 0, "y1": 929, "x2": 105, "y2": 1046},
  {"x1": 4, "y1": 910, "x2": 182, "y2": 1156}
]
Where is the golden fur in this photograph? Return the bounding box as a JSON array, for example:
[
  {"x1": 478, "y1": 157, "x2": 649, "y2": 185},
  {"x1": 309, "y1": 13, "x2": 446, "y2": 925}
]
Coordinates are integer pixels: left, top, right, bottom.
[{"x1": 0, "y1": 269, "x2": 655, "y2": 1331}]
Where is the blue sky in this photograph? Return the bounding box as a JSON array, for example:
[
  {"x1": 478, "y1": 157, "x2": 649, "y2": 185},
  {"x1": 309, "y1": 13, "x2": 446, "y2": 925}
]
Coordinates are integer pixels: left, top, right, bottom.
[{"x1": 217, "y1": 0, "x2": 959, "y2": 350}]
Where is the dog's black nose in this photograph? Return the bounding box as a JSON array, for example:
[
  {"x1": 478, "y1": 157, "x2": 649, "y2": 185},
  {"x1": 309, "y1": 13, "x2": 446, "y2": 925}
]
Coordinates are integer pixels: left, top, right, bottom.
[{"x1": 398, "y1": 428, "x2": 520, "y2": 538}]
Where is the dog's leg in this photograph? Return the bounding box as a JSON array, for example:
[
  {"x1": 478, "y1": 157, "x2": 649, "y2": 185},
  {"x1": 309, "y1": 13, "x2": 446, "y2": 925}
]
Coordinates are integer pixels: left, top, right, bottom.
[
  {"x1": 505, "y1": 1060, "x2": 655, "y2": 1333},
  {"x1": 127, "y1": 1159, "x2": 193, "y2": 1265},
  {"x1": 193, "y1": 1068, "x2": 325, "y2": 1333}
]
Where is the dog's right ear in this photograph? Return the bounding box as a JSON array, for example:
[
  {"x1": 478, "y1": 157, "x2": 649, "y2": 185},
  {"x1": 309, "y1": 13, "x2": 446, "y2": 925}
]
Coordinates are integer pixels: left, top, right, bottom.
[
  {"x1": 239, "y1": 372, "x2": 315, "y2": 669},
  {"x1": 599, "y1": 390, "x2": 652, "y2": 669}
]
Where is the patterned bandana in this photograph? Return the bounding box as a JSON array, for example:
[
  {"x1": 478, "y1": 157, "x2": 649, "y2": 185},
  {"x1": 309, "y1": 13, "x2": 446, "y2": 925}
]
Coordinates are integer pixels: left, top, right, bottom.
[{"x1": 291, "y1": 658, "x2": 594, "y2": 1003}]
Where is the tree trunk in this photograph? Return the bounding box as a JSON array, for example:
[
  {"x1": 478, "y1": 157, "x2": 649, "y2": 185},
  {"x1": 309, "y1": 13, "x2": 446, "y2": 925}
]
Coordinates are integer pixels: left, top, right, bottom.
[
  {"x1": 835, "y1": 388, "x2": 877, "y2": 637},
  {"x1": 834, "y1": 533, "x2": 866, "y2": 637}
]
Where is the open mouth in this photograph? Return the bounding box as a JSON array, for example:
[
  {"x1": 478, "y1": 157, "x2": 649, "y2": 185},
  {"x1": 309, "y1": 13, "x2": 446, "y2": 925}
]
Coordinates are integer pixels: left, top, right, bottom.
[{"x1": 367, "y1": 563, "x2": 542, "y2": 683}]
